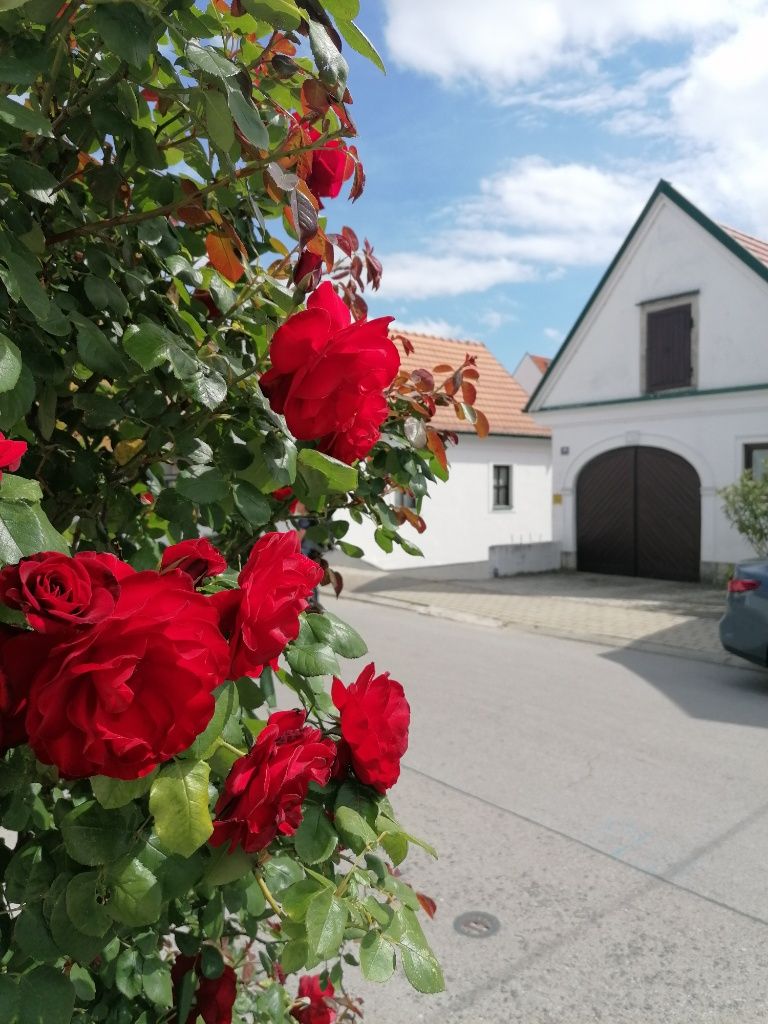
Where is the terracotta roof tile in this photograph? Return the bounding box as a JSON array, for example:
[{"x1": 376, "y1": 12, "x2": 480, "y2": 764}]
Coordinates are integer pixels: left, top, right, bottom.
[
  {"x1": 722, "y1": 224, "x2": 768, "y2": 268},
  {"x1": 530, "y1": 354, "x2": 551, "y2": 374},
  {"x1": 391, "y1": 330, "x2": 550, "y2": 437}
]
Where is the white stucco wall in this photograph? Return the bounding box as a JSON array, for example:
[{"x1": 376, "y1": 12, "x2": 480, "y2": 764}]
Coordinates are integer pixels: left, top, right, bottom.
[
  {"x1": 541, "y1": 391, "x2": 768, "y2": 569},
  {"x1": 342, "y1": 434, "x2": 552, "y2": 571},
  {"x1": 534, "y1": 197, "x2": 768, "y2": 410}
]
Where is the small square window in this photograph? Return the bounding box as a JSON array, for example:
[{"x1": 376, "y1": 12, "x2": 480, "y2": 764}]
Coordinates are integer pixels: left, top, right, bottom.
[
  {"x1": 493, "y1": 465, "x2": 511, "y2": 509},
  {"x1": 745, "y1": 444, "x2": 768, "y2": 481}
]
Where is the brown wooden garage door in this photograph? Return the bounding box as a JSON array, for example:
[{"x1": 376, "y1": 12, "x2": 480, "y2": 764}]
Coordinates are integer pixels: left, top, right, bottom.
[{"x1": 576, "y1": 446, "x2": 700, "y2": 582}]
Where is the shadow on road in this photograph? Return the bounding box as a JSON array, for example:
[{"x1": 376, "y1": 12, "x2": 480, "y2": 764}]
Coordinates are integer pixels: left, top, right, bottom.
[{"x1": 602, "y1": 643, "x2": 768, "y2": 728}]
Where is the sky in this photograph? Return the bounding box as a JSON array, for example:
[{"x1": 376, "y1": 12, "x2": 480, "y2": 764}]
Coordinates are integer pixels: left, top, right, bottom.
[{"x1": 327, "y1": 0, "x2": 768, "y2": 373}]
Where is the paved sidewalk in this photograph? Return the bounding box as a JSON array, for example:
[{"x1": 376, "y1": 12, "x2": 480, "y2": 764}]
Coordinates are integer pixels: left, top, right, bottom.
[{"x1": 333, "y1": 564, "x2": 748, "y2": 668}]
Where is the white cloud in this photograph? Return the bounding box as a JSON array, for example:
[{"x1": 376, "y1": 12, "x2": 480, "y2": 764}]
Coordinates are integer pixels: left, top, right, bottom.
[
  {"x1": 543, "y1": 327, "x2": 563, "y2": 341},
  {"x1": 479, "y1": 309, "x2": 516, "y2": 331},
  {"x1": 392, "y1": 317, "x2": 464, "y2": 337},
  {"x1": 383, "y1": 0, "x2": 760, "y2": 90},
  {"x1": 377, "y1": 159, "x2": 650, "y2": 300},
  {"x1": 377, "y1": 252, "x2": 537, "y2": 300}
]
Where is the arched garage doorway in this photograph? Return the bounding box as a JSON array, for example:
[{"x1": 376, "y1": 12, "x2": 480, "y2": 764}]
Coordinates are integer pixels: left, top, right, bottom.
[{"x1": 576, "y1": 446, "x2": 700, "y2": 582}]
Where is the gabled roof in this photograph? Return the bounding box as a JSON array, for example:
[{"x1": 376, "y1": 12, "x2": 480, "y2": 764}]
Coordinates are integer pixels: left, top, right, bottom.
[
  {"x1": 530, "y1": 354, "x2": 551, "y2": 373},
  {"x1": 527, "y1": 179, "x2": 768, "y2": 412},
  {"x1": 392, "y1": 329, "x2": 550, "y2": 438}
]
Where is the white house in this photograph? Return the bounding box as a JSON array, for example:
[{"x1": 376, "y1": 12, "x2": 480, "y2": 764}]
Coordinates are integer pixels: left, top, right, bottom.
[
  {"x1": 527, "y1": 179, "x2": 768, "y2": 583},
  {"x1": 343, "y1": 330, "x2": 552, "y2": 574},
  {"x1": 513, "y1": 352, "x2": 551, "y2": 396}
]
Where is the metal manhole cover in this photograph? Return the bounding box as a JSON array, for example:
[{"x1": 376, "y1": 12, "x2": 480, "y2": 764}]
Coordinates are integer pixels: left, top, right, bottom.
[{"x1": 453, "y1": 911, "x2": 500, "y2": 938}]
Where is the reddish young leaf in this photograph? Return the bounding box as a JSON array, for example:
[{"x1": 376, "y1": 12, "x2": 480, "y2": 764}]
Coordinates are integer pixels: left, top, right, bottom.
[
  {"x1": 348, "y1": 146, "x2": 365, "y2": 201},
  {"x1": 474, "y1": 409, "x2": 490, "y2": 438},
  {"x1": 432, "y1": 363, "x2": 453, "y2": 373},
  {"x1": 205, "y1": 232, "x2": 245, "y2": 283},
  {"x1": 417, "y1": 893, "x2": 437, "y2": 919},
  {"x1": 301, "y1": 79, "x2": 331, "y2": 115},
  {"x1": 176, "y1": 180, "x2": 212, "y2": 226},
  {"x1": 426, "y1": 428, "x2": 448, "y2": 472},
  {"x1": 401, "y1": 507, "x2": 426, "y2": 534},
  {"x1": 401, "y1": 336, "x2": 415, "y2": 356},
  {"x1": 461, "y1": 381, "x2": 477, "y2": 405},
  {"x1": 410, "y1": 369, "x2": 434, "y2": 392},
  {"x1": 343, "y1": 225, "x2": 360, "y2": 250}
]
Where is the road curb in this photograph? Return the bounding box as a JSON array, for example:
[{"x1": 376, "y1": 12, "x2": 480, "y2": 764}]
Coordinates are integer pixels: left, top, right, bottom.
[{"x1": 340, "y1": 589, "x2": 762, "y2": 673}]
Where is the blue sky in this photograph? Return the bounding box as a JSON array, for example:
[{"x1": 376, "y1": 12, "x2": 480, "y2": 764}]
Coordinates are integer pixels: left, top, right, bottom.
[{"x1": 316, "y1": 1, "x2": 768, "y2": 373}]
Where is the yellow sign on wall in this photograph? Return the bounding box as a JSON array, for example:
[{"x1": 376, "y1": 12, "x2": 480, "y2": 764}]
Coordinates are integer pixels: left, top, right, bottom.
[{"x1": 552, "y1": 493, "x2": 563, "y2": 505}]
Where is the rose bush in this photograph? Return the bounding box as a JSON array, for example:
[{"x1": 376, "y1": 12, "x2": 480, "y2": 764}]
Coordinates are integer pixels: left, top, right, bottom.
[{"x1": 0, "y1": 2, "x2": 489, "y2": 1021}]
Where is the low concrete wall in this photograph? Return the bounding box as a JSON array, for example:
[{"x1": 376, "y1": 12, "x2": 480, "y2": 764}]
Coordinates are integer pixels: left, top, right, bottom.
[{"x1": 490, "y1": 542, "x2": 561, "y2": 577}]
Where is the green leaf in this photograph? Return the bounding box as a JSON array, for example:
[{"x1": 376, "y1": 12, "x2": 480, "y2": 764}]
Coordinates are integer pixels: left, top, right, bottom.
[
  {"x1": 92, "y1": 3, "x2": 155, "y2": 67},
  {"x1": 263, "y1": 855, "x2": 304, "y2": 896},
  {"x1": 233, "y1": 481, "x2": 271, "y2": 527},
  {"x1": 91, "y1": 772, "x2": 155, "y2": 809},
  {"x1": 0, "y1": 976, "x2": 17, "y2": 1024},
  {"x1": 2, "y1": 156, "x2": 58, "y2": 203},
  {"x1": 281, "y1": 878, "x2": 326, "y2": 921},
  {"x1": 186, "y1": 40, "x2": 240, "y2": 78},
  {"x1": 0, "y1": 363, "x2": 34, "y2": 429},
  {"x1": 50, "y1": 894, "x2": 107, "y2": 963},
  {"x1": 18, "y1": 966, "x2": 75, "y2": 1024},
  {"x1": 280, "y1": 938, "x2": 308, "y2": 973},
  {"x1": 149, "y1": 760, "x2": 213, "y2": 858},
  {"x1": 322, "y1": 0, "x2": 359, "y2": 17},
  {"x1": 336, "y1": 18, "x2": 386, "y2": 73},
  {"x1": 205, "y1": 89, "x2": 235, "y2": 152},
  {"x1": 84, "y1": 274, "x2": 129, "y2": 317},
  {"x1": 68, "y1": 965, "x2": 96, "y2": 1003},
  {"x1": 389, "y1": 908, "x2": 444, "y2": 994},
  {"x1": 305, "y1": 611, "x2": 367, "y2": 658},
  {"x1": 241, "y1": 0, "x2": 301, "y2": 29},
  {"x1": 0, "y1": 473, "x2": 40, "y2": 503},
  {"x1": 123, "y1": 322, "x2": 196, "y2": 378},
  {"x1": 294, "y1": 803, "x2": 338, "y2": 864},
  {"x1": 0, "y1": 485, "x2": 69, "y2": 565},
  {"x1": 60, "y1": 801, "x2": 137, "y2": 866},
  {"x1": 106, "y1": 856, "x2": 162, "y2": 927},
  {"x1": 115, "y1": 948, "x2": 143, "y2": 998},
  {"x1": 360, "y1": 930, "x2": 396, "y2": 982},
  {"x1": 1, "y1": 251, "x2": 49, "y2": 318},
  {"x1": 203, "y1": 845, "x2": 256, "y2": 887},
  {"x1": 142, "y1": 956, "x2": 173, "y2": 1007},
  {"x1": 185, "y1": 682, "x2": 238, "y2": 759},
  {"x1": 13, "y1": 905, "x2": 61, "y2": 962},
  {"x1": 72, "y1": 314, "x2": 126, "y2": 377},
  {"x1": 65, "y1": 871, "x2": 112, "y2": 937},
  {"x1": 308, "y1": 19, "x2": 349, "y2": 98},
  {"x1": 0, "y1": 95, "x2": 52, "y2": 137},
  {"x1": 227, "y1": 90, "x2": 268, "y2": 149},
  {"x1": 298, "y1": 447, "x2": 357, "y2": 493},
  {"x1": 284, "y1": 641, "x2": 340, "y2": 677},
  {"x1": 305, "y1": 889, "x2": 348, "y2": 961},
  {"x1": 334, "y1": 805, "x2": 378, "y2": 854},
  {"x1": 176, "y1": 467, "x2": 229, "y2": 504}
]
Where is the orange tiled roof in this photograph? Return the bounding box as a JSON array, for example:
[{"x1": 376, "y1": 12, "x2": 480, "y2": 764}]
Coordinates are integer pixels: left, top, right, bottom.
[
  {"x1": 530, "y1": 354, "x2": 551, "y2": 374},
  {"x1": 391, "y1": 329, "x2": 550, "y2": 438},
  {"x1": 722, "y1": 224, "x2": 768, "y2": 268}
]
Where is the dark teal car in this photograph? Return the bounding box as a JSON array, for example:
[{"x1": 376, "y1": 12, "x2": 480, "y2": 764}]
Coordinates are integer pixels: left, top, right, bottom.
[{"x1": 720, "y1": 561, "x2": 768, "y2": 667}]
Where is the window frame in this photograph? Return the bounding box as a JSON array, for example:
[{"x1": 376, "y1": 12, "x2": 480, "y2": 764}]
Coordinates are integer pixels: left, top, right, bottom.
[
  {"x1": 492, "y1": 464, "x2": 512, "y2": 510},
  {"x1": 639, "y1": 293, "x2": 698, "y2": 396},
  {"x1": 744, "y1": 443, "x2": 768, "y2": 481}
]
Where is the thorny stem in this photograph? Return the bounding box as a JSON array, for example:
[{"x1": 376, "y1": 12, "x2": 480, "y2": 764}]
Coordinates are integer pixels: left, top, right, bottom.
[{"x1": 256, "y1": 874, "x2": 283, "y2": 918}]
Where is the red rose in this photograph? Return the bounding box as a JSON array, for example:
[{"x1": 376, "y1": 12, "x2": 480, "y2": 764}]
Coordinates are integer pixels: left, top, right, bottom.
[
  {"x1": 161, "y1": 538, "x2": 228, "y2": 585},
  {"x1": 305, "y1": 126, "x2": 354, "y2": 202},
  {"x1": 0, "y1": 551, "x2": 124, "y2": 633},
  {"x1": 332, "y1": 663, "x2": 410, "y2": 793},
  {"x1": 292, "y1": 975, "x2": 336, "y2": 1024},
  {"x1": 210, "y1": 709, "x2": 336, "y2": 853},
  {"x1": 0, "y1": 625, "x2": 27, "y2": 754},
  {"x1": 260, "y1": 282, "x2": 398, "y2": 464},
  {"x1": 0, "y1": 433, "x2": 26, "y2": 481},
  {"x1": 213, "y1": 531, "x2": 322, "y2": 680},
  {"x1": 6, "y1": 570, "x2": 230, "y2": 779},
  {"x1": 171, "y1": 955, "x2": 237, "y2": 1024}
]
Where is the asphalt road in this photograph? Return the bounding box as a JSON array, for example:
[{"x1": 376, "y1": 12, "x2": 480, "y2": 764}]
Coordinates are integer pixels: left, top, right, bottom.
[{"x1": 333, "y1": 598, "x2": 768, "y2": 1024}]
